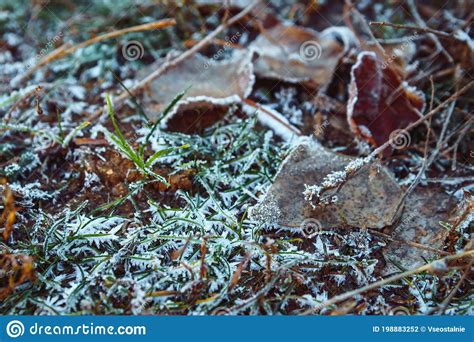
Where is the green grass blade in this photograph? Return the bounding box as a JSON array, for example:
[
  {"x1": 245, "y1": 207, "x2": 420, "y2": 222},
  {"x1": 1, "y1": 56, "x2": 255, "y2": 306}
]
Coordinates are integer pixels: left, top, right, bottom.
[
  {"x1": 62, "y1": 121, "x2": 90, "y2": 148},
  {"x1": 143, "y1": 89, "x2": 187, "y2": 147},
  {"x1": 145, "y1": 144, "x2": 190, "y2": 168}
]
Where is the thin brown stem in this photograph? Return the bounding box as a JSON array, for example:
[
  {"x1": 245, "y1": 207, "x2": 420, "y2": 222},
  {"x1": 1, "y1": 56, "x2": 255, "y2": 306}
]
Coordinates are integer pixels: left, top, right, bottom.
[
  {"x1": 302, "y1": 250, "x2": 474, "y2": 314},
  {"x1": 315, "y1": 80, "x2": 474, "y2": 203},
  {"x1": 346, "y1": 0, "x2": 386, "y2": 56},
  {"x1": 87, "y1": 1, "x2": 260, "y2": 123},
  {"x1": 19, "y1": 19, "x2": 176, "y2": 83},
  {"x1": 369, "y1": 21, "x2": 453, "y2": 39},
  {"x1": 407, "y1": 0, "x2": 454, "y2": 63}
]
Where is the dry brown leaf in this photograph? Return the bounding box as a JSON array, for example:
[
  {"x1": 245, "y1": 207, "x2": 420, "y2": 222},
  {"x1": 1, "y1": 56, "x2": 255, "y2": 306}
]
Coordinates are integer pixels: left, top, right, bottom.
[
  {"x1": 142, "y1": 50, "x2": 255, "y2": 130},
  {"x1": 347, "y1": 51, "x2": 425, "y2": 149},
  {"x1": 250, "y1": 24, "x2": 356, "y2": 89},
  {"x1": 445, "y1": 191, "x2": 473, "y2": 253},
  {"x1": 382, "y1": 187, "x2": 457, "y2": 275},
  {"x1": 251, "y1": 138, "x2": 403, "y2": 231}
]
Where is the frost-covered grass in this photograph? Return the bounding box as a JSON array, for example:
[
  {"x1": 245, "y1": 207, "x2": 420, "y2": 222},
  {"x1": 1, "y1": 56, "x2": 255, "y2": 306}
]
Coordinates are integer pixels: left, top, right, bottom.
[
  {"x1": 5, "y1": 93, "x2": 455, "y2": 314},
  {"x1": 1, "y1": 111, "x2": 291, "y2": 314},
  {"x1": 1, "y1": 0, "x2": 472, "y2": 316},
  {"x1": 3, "y1": 109, "x2": 470, "y2": 314}
]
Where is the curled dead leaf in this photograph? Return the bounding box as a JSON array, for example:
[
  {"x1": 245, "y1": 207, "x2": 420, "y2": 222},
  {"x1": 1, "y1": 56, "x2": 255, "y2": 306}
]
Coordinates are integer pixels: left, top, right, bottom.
[
  {"x1": 347, "y1": 51, "x2": 425, "y2": 149},
  {"x1": 142, "y1": 50, "x2": 255, "y2": 132},
  {"x1": 250, "y1": 24, "x2": 356, "y2": 89}
]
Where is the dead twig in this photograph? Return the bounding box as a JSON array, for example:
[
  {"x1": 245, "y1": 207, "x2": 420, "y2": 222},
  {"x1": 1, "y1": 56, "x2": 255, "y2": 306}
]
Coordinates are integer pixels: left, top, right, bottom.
[
  {"x1": 87, "y1": 1, "x2": 261, "y2": 123},
  {"x1": 445, "y1": 118, "x2": 473, "y2": 170},
  {"x1": 369, "y1": 21, "x2": 453, "y2": 39},
  {"x1": 345, "y1": 0, "x2": 386, "y2": 56},
  {"x1": 282, "y1": 223, "x2": 449, "y2": 256},
  {"x1": 302, "y1": 249, "x2": 474, "y2": 314},
  {"x1": 434, "y1": 261, "x2": 473, "y2": 314},
  {"x1": 3, "y1": 85, "x2": 48, "y2": 123},
  {"x1": 199, "y1": 236, "x2": 209, "y2": 283},
  {"x1": 314, "y1": 80, "x2": 474, "y2": 205},
  {"x1": 183, "y1": 38, "x2": 243, "y2": 49},
  {"x1": 227, "y1": 254, "x2": 250, "y2": 293},
  {"x1": 394, "y1": 72, "x2": 458, "y2": 217},
  {"x1": 18, "y1": 19, "x2": 176, "y2": 83},
  {"x1": 368, "y1": 230, "x2": 450, "y2": 257},
  {"x1": 407, "y1": 0, "x2": 454, "y2": 63}
]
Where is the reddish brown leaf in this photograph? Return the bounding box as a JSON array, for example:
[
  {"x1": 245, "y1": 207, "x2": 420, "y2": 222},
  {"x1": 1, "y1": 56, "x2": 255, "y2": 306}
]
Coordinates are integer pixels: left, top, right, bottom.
[{"x1": 347, "y1": 51, "x2": 425, "y2": 149}]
